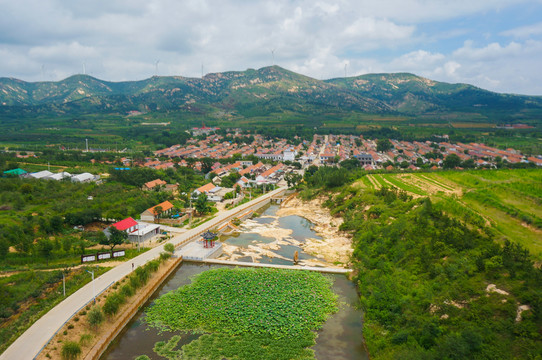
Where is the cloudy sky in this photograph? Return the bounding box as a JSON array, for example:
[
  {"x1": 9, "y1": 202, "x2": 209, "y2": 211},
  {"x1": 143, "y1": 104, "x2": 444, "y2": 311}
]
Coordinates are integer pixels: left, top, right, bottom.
[{"x1": 1, "y1": 0, "x2": 542, "y2": 94}]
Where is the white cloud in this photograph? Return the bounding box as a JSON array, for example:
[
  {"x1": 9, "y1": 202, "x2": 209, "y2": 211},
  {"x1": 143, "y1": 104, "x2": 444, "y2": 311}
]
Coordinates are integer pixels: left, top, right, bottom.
[
  {"x1": 0, "y1": 0, "x2": 541, "y2": 94},
  {"x1": 389, "y1": 50, "x2": 445, "y2": 70},
  {"x1": 453, "y1": 40, "x2": 523, "y2": 61},
  {"x1": 343, "y1": 18, "x2": 414, "y2": 40},
  {"x1": 28, "y1": 42, "x2": 99, "y2": 61},
  {"x1": 500, "y1": 22, "x2": 542, "y2": 38}
]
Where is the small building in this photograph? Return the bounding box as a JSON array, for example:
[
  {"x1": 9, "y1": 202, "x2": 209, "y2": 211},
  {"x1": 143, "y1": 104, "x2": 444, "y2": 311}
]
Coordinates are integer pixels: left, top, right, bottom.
[
  {"x1": 256, "y1": 164, "x2": 283, "y2": 183},
  {"x1": 355, "y1": 153, "x2": 374, "y2": 166},
  {"x1": 143, "y1": 178, "x2": 167, "y2": 190},
  {"x1": 128, "y1": 224, "x2": 161, "y2": 243},
  {"x1": 29, "y1": 170, "x2": 54, "y2": 179},
  {"x1": 111, "y1": 217, "x2": 139, "y2": 233},
  {"x1": 47, "y1": 172, "x2": 72, "y2": 181},
  {"x1": 3, "y1": 168, "x2": 27, "y2": 177},
  {"x1": 103, "y1": 217, "x2": 139, "y2": 238},
  {"x1": 283, "y1": 149, "x2": 296, "y2": 162},
  {"x1": 193, "y1": 182, "x2": 217, "y2": 198},
  {"x1": 236, "y1": 176, "x2": 250, "y2": 188},
  {"x1": 140, "y1": 200, "x2": 175, "y2": 222},
  {"x1": 71, "y1": 173, "x2": 97, "y2": 183}
]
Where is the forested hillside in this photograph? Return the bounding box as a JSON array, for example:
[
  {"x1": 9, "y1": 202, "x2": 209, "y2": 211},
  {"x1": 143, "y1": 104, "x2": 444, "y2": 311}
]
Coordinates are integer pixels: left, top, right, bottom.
[
  {"x1": 302, "y1": 168, "x2": 542, "y2": 359},
  {"x1": 1, "y1": 66, "x2": 541, "y2": 122}
]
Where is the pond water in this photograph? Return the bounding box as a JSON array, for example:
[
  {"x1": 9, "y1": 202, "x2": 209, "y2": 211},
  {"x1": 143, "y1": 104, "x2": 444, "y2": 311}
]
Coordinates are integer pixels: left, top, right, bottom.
[{"x1": 101, "y1": 205, "x2": 368, "y2": 360}]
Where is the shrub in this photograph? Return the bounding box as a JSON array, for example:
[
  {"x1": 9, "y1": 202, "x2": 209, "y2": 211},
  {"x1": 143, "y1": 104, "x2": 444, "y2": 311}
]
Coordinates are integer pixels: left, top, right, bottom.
[
  {"x1": 87, "y1": 306, "x2": 104, "y2": 330},
  {"x1": 146, "y1": 260, "x2": 160, "y2": 273},
  {"x1": 120, "y1": 284, "x2": 135, "y2": 298},
  {"x1": 164, "y1": 243, "x2": 175, "y2": 253},
  {"x1": 67, "y1": 324, "x2": 74, "y2": 329},
  {"x1": 73, "y1": 317, "x2": 79, "y2": 322},
  {"x1": 135, "y1": 267, "x2": 150, "y2": 285},
  {"x1": 103, "y1": 293, "x2": 125, "y2": 316},
  {"x1": 160, "y1": 252, "x2": 171, "y2": 261},
  {"x1": 79, "y1": 333, "x2": 93, "y2": 346},
  {"x1": 129, "y1": 274, "x2": 142, "y2": 289},
  {"x1": 61, "y1": 341, "x2": 81, "y2": 360}
]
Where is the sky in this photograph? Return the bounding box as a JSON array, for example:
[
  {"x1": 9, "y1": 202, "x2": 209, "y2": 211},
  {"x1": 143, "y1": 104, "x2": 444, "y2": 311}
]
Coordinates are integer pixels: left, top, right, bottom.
[{"x1": 1, "y1": 0, "x2": 542, "y2": 95}]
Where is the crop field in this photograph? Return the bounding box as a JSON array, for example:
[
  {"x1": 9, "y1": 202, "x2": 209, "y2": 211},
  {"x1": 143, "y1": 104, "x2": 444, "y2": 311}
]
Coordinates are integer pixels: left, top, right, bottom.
[
  {"x1": 451, "y1": 122, "x2": 496, "y2": 128},
  {"x1": 359, "y1": 169, "x2": 542, "y2": 256}
]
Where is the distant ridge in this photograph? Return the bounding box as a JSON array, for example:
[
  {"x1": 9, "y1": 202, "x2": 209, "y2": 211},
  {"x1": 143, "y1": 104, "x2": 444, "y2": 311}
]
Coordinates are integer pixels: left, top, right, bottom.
[{"x1": 1, "y1": 66, "x2": 541, "y2": 121}]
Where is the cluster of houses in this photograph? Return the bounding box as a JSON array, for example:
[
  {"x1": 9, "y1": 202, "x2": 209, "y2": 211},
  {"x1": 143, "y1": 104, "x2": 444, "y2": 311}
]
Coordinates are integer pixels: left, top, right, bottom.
[
  {"x1": 303, "y1": 134, "x2": 542, "y2": 169},
  {"x1": 3, "y1": 168, "x2": 100, "y2": 182}
]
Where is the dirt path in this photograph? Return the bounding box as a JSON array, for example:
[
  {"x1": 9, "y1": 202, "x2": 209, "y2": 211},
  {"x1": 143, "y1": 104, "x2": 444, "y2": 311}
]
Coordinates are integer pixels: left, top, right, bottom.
[{"x1": 16, "y1": 162, "x2": 69, "y2": 169}]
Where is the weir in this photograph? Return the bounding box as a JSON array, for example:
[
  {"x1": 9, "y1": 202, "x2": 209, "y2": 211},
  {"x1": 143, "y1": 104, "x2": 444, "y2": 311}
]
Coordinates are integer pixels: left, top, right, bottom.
[{"x1": 185, "y1": 258, "x2": 353, "y2": 274}]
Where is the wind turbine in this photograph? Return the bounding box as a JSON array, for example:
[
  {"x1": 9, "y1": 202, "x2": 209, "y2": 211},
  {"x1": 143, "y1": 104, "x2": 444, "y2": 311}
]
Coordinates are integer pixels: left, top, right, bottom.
[
  {"x1": 82, "y1": 61, "x2": 86, "y2": 75},
  {"x1": 271, "y1": 49, "x2": 275, "y2": 65},
  {"x1": 155, "y1": 60, "x2": 160, "y2": 76}
]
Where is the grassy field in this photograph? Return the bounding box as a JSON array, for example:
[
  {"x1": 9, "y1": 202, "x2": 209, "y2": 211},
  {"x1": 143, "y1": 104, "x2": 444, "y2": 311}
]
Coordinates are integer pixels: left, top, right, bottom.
[{"x1": 360, "y1": 169, "x2": 542, "y2": 257}]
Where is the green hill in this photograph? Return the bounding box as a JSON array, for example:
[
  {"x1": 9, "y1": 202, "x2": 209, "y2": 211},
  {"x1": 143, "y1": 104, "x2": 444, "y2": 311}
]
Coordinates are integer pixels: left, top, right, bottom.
[{"x1": 1, "y1": 66, "x2": 541, "y2": 122}]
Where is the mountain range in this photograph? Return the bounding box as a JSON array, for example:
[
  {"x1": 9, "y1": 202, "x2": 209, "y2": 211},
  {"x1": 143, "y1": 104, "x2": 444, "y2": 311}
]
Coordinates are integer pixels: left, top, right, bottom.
[{"x1": 1, "y1": 66, "x2": 541, "y2": 122}]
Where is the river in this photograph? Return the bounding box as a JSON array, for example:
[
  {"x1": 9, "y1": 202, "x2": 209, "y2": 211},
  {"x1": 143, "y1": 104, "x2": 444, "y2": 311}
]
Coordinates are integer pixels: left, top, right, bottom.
[{"x1": 102, "y1": 205, "x2": 368, "y2": 360}]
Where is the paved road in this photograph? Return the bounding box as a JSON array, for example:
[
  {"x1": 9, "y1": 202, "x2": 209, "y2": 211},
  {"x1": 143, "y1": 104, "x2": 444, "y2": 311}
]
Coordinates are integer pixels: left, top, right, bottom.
[{"x1": 0, "y1": 187, "x2": 286, "y2": 360}]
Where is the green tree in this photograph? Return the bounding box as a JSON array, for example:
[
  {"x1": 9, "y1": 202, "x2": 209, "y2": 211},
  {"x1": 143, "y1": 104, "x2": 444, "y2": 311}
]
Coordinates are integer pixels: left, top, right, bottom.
[
  {"x1": 339, "y1": 158, "x2": 361, "y2": 171},
  {"x1": 0, "y1": 238, "x2": 9, "y2": 259},
  {"x1": 195, "y1": 193, "x2": 211, "y2": 215},
  {"x1": 462, "y1": 158, "x2": 476, "y2": 169},
  {"x1": 49, "y1": 215, "x2": 64, "y2": 233},
  {"x1": 285, "y1": 172, "x2": 302, "y2": 188},
  {"x1": 376, "y1": 139, "x2": 392, "y2": 152},
  {"x1": 154, "y1": 205, "x2": 163, "y2": 223},
  {"x1": 443, "y1": 153, "x2": 461, "y2": 169},
  {"x1": 37, "y1": 238, "x2": 54, "y2": 265},
  {"x1": 101, "y1": 226, "x2": 128, "y2": 251}
]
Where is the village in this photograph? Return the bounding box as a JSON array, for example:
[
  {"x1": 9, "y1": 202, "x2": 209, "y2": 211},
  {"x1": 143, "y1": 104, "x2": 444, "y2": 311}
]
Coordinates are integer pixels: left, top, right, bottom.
[{"x1": 142, "y1": 127, "x2": 542, "y2": 171}]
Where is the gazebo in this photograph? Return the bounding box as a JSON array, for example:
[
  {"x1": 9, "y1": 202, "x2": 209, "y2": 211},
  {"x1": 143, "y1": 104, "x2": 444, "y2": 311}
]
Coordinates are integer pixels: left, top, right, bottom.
[{"x1": 201, "y1": 230, "x2": 217, "y2": 248}]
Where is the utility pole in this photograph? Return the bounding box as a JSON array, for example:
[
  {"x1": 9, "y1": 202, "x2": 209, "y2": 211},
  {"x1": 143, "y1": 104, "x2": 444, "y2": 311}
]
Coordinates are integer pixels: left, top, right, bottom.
[
  {"x1": 189, "y1": 197, "x2": 193, "y2": 226},
  {"x1": 86, "y1": 269, "x2": 96, "y2": 303}
]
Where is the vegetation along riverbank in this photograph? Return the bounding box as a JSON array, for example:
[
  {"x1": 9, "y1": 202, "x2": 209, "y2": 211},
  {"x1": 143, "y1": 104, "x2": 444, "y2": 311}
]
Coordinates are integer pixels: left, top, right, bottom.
[{"x1": 299, "y1": 167, "x2": 542, "y2": 359}]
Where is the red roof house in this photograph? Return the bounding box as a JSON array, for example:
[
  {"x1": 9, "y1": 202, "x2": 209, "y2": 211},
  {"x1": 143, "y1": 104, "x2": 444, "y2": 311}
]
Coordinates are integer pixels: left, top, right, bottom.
[{"x1": 111, "y1": 217, "x2": 138, "y2": 233}]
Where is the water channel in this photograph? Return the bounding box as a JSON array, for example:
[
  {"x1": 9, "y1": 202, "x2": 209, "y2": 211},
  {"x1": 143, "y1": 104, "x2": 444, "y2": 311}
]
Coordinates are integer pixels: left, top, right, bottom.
[{"x1": 102, "y1": 205, "x2": 368, "y2": 360}]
